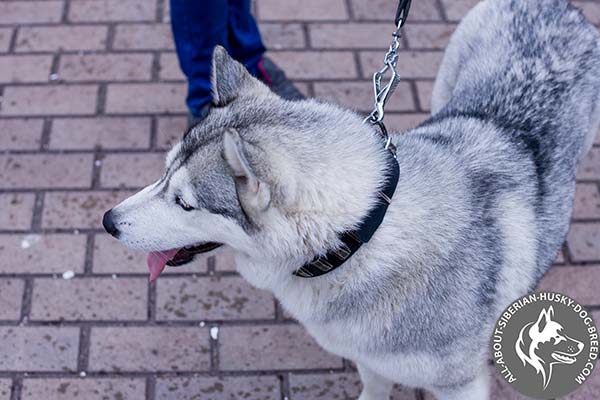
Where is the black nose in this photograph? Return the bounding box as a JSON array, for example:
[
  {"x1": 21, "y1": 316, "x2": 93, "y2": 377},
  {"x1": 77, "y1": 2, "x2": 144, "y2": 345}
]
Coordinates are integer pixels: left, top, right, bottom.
[{"x1": 102, "y1": 209, "x2": 120, "y2": 237}]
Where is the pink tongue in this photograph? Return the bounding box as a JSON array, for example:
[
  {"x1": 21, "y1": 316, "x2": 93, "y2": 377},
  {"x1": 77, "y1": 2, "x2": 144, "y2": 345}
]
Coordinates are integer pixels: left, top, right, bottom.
[{"x1": 147, "y1": 249, "x2": 180, "y2": 282}]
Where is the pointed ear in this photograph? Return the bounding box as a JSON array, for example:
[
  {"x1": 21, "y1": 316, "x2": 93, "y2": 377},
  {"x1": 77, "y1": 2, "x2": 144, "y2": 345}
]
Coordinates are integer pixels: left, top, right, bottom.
[
  {"x1": 211, "y1": 45, "x2": 252, "y2": 106},
  {"x1": 223, "y1": 129, "x2": 271, "y2": 220},
  {"x1": 536, "y1": 307, "x2": 550, "y2": 333}
]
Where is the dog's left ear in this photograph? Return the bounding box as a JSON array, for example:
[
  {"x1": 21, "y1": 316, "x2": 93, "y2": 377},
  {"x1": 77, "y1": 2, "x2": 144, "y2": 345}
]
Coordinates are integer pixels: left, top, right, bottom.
[
  {"x1": 211, "y1": 45, "x2": 253, "y2": 106},
  {"x1": 223, "y1": 129, "x2": 271, "y2": 221}
]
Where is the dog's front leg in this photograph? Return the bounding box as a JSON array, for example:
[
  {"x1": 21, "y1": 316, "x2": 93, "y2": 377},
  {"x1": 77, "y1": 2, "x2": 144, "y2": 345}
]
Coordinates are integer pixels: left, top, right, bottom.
[
  {"x1": 357, "y1": 363, "x2": 393, "y2": 400},
  {"x1": 429, "y1": 372, "x2": 489, "y2": 400}
]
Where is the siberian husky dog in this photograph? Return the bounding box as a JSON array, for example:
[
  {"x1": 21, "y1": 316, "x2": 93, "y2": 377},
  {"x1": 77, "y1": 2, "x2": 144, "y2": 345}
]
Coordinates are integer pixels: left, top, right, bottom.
[{"x1": 103, "y1": 0, "x2": 600, "y2": 398}]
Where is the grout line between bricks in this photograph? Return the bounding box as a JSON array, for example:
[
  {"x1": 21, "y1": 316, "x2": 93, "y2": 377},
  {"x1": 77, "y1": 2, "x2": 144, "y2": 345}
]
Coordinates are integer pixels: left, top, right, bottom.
[
  {"x1": 434, "y1": 0, "x2": 449, "y2": 22},
  {"x1": 29, "y1": 192, "x2": 45, "y2": 231},
  {"x1": 7, "y1": 27, "x2": 18, "y2": 54},
  {"x1": 280, "y1": 373, "x2": 290, "y2": 400},
  {"x1": 83, "y1": 234, "x2": 95, "y2": 275},
  {"x1": 155, "y1": 0, "x2": 165, "y2": 23},
  {"x1": 148, "y1": 280, "x2": 157, "y2": 321},
  {"x1": 77, "y1": 326, "x2": 91, "y2": 373},
  {"x1": 9, "y1": 377, "x2": 21, "y2": 400},
  {"x1": 19, "y1": 277, "x2": 33, "y2": 324},
  {"x1": 149, "y1": 116, "x2": 158, "y2": 150},
  {"x1": 146, "y1": 376, "x2": 156, "y2": 400},
  {"x1": 61, "y1": 0, "x2": 71, "y2": 24}
]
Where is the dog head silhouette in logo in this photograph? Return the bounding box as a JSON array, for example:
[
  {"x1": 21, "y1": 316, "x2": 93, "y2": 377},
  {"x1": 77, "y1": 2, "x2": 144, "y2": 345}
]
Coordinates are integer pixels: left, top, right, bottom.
[{"x1": 515, "y1": 306, "x2": 584, "y2": 389}]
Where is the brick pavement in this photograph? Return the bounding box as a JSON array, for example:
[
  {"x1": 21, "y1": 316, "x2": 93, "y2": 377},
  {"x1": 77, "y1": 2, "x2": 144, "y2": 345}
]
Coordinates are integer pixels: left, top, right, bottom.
[{"x1": 0, "y1": 0, "x2": 599, "y2": 399}]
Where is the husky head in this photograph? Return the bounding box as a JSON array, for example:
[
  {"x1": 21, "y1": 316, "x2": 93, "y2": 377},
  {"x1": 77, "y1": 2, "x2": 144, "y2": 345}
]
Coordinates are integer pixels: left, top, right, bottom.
[
  {"x1": 515, "y1": 306, "x2": 584, "y2": 389},
  {"x1": 103, "y1": 46, "x2": 387, "y2": 282}
]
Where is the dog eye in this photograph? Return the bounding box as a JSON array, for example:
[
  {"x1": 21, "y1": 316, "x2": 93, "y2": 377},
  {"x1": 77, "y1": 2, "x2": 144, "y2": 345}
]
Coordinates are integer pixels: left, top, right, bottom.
[{"x1": 175, "y1": 196, "x2": 194, "y2": 211}]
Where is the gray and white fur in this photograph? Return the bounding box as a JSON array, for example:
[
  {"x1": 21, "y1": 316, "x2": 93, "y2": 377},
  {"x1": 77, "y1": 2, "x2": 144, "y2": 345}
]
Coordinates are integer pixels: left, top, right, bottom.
[{"x1": 107, "y1": 0, "x2": 600, "y2": 398}]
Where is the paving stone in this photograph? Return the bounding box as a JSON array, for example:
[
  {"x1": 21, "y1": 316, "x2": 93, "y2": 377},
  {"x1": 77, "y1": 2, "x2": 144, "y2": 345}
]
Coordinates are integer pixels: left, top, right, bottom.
[
  {"x1": 405, "y1": 23, "x2": 457, "y2": 49},
  {"x1": 578, "y1": 147, "x2": 600, "y2": 180},
  {"x1": 105, "y1": 83, "x2": 186, "y2": 114},
  {"x1": 156, "y1": 276, "x2": 275, "y2": 320},
  {"x1": 16, "y1": 26, "x2": 108, "y2": 52},
  {"x1": 0, "y1": 28, "x2": 12, "y2": 53},
  {"x1": 100, "y1": 153, "x2": 164, "y2": 188},
  {"x1": 50, "y1": 117, "x2": 151, "y2": 150},
  {"x1": 89, "y1": 327, "x2": 210, "y2": 372},
  {"x1": 219, "y1": 325, "x2": 343, "y2": 370},
  {"x1": 314, "y1": 80, "x2": 414, "y2": 112},
  {"x1": 156, "y1": 116, "x2": 187, "y2": 150},
  {"x1": 0, "y1": 154, "x2": 93, "y2": 189},
  {"x1": 415, "y1": 80, "x2": 435, "y2": 112},
  {"x1": 30, "y1": 277, "x2": 147, "y2": 320},
  {"x1": 567, "y1": 223, "x2": 600, "y2": 262},
  {"x1": 309, "y1": 23, "x2": 401, "y2": 49},
  {"x1": 440, "y1": 0, "x2": 481, "y2": 21},
  {"x1": 21, "y1": 378, "x2": 145, "y2": 400},
  {"x1": 268, "y1": 51, "x2": 357, "y2": 79},
  {"x1": 0, "y1": 327, "x2": 79, "y2": 371},
  {"x1": 0, "y1": 380, "x2": 9, "y2": 400},
  {"x1": 573, "y1": 183, "x2": 600, "y2": 219},
  {"x1": 92, "y1": 233, "x2": 145, "y2": 274},
  {"x1": 385, "y1": 113, "x2": 429, "y2": 133},
  {"x1": 0, "y1": 1, "x2": 63, "y2": 24},
  {"x1": 69, "y1": 0, "x2": 157, "y2": 22},
  {"x1": 59, "y1": 53, "x2": 153, "y2": 82},
  {"x1": 351, "y1": 0, "x2": 442, "y2": 21},
  {"x1": 114, "y1": 24, "x2": 174, "y2": 50},
  {"x1": 213, "y1": 250, "x2": 237, "y2": 272},
  {"x1": 0, "y1": 234, "x2": 86, "y2": 274},
  {"x1": 260, "y1": 23, "x2": 306, "y2": 50},
  {"x1": 156, "y1": 376, "x2": 280, "y2": 400},
  {"x1": 538, "y1": 265, "x2": 600, "y2": 306},
  {"x1": 257, "y1": 0, "x2": 348, "y2": 21},
  {"x1": 0, "y1": 279, "x2": 24, "y2": 320},
  {"x1": 0, "y1": 119, "x2": 43, "y2": 150},
  {"x1": 289, "y1": 373, "x2": 416, "y2": 400},
  {"x1": 1, "y1": 85, "x2": 98, "y2": 116},
  {"x1": 0, "y1": 55, "x2": 53, "y2": 83},
  {"x1": 0, "y1": 193, "x2": 35, "y2": 230},
  {"x1": 360, "y1": 51, "x2": 443, "y2": 79},
  {"x1": 42, "y1": 190, "x2": 133, "y2": 229},
  {"x1": 573, "y1": 1, "x2": 600, "y2": 25},
  {"x1": 158, "y1": 52, "x2": 184, "y2": 81},
  {"x1": 93, "y1": 233, "x2": 209, "y2": 275}
]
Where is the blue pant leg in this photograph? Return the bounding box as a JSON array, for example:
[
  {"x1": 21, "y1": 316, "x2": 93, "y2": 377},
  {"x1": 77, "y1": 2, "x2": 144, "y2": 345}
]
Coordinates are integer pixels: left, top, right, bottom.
[
  {"x1": 170, "y1": 0, "x2": 229, "y2": 117},
  {"x1": 227, "y1": 0, "x2": 266, "y2": 77}
]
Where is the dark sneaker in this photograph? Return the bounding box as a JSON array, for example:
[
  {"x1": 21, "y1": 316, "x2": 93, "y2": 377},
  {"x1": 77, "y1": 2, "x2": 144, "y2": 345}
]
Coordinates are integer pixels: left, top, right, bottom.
[{"x1": 258, "y1": 57, "x2": 305, "y2": 101}]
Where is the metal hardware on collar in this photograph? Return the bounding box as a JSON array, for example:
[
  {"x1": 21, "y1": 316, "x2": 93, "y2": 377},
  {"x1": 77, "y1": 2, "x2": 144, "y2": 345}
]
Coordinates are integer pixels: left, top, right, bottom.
[
  {"x1": 292, "y1": 0, "x2": 409, "y2": 279},
  {"x1": 364, "y1": 0, "x2": 411, "y2": 155}
]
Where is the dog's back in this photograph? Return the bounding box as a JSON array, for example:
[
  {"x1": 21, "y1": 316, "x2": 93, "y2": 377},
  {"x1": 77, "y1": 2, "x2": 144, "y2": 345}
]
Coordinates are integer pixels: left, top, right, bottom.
[{"x1": 427, "y1": 0, "x2": 600, "y2": 281}]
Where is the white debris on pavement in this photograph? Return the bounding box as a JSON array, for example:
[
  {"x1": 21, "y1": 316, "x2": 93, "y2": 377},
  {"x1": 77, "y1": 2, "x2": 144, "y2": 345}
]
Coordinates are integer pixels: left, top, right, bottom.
[
  {"x1": 49, "y1": 73, "x2": 58, "y2": 81},
  {"x1": 210, "y1": 326, "x2": 219, "y2": 340},
  {"x1": 199, "y1": 321, "x2": 205, "y2": 327},
  {"x1": 21, "y1": 234, "x2": 41, "y2": 249},
  {"x1": 112, "y1": 274, "x2": 118, "y2": 279},
  {"x1": 79, "y1": 371, "x2": 87, "y2": 377},
  {"x1": 62, "y1": 270, "x2": 75, "y2": 280},
  {"x1": 94, "y1": 159, "x2": 102, "y2": 167}
]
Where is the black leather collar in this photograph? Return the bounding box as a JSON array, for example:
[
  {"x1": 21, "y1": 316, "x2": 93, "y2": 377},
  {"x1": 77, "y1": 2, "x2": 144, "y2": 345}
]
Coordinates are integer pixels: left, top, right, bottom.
[{"x1": 293, "y1": 149, "x2": 400, "y2": 278}]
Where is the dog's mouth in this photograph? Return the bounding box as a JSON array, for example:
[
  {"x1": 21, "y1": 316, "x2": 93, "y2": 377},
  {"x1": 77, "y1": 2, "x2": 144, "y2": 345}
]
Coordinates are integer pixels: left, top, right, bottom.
[
  {"x1": 146, "y1": 242, "x2": 222, "y2": 282},
  {"x1": 551, "y1": 351, "x2": 578, "y2": 364}
]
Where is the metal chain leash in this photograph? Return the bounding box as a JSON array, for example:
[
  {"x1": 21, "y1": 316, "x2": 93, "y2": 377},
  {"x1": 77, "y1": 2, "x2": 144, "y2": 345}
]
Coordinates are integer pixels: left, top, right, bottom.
[{"x1": 364, "y1": 0, "x2": 412, "y2": 155}]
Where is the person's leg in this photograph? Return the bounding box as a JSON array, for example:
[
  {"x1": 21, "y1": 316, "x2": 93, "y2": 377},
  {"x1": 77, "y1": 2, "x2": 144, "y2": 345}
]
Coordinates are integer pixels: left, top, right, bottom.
[
  {"x1": 227, "y1": 0, "x2": 265, "y2": 77},
  {"x1": 170, "y1": 0, "x2": 229, "y2": 118},
  {"x1": 227, "y1": 0, "x2": 304, "y2": 100}
]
